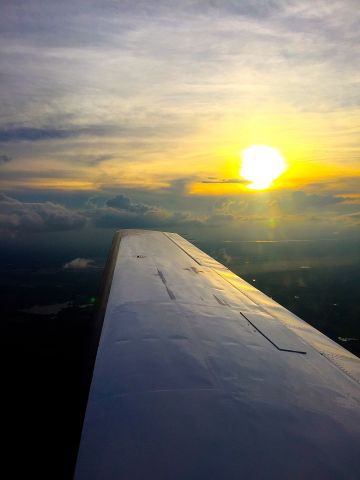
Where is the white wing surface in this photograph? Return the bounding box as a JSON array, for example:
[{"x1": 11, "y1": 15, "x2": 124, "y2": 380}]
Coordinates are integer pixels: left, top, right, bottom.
[{"x1": 75, "y1": 230, "x2": 360, "y2": 479}]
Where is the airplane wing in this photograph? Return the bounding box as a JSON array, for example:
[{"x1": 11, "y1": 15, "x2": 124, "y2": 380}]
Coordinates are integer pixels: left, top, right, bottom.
[{"x1": 74, "y1": 229, "x2": 360, "y2": 479}]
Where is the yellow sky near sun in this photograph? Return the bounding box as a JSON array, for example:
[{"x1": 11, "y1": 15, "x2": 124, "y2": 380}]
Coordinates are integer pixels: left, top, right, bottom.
[
  {"x1": 187, "y1": 106, "x2": 360, "y2": 195},
  {"x1": 1, "y1": 103, "x2": 359, "y2": 194}
]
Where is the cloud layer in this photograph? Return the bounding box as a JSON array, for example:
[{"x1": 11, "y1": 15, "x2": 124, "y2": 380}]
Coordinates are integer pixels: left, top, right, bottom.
[
  {"x1": 0, "y1": 1, "x2": 358, "y2": 241},
  {"x1": 0, "y1": 194, "x2": 86, "y2": 234},
  {"x1": 0, "y1": 0, "x2": 359, "y2": 192},
  {"x1": 1, "y1": 189, "x2": 358, "y2": 242}
]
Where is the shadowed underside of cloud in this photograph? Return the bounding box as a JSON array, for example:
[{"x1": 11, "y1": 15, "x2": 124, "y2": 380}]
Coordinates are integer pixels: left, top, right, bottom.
[
  {"x1": 106, "y1": 194, "x2": 153, "y2": 214},
  {"x1": 0, "y1": 189, "x2": 359, "y2": 238},
  {"x1": 91, "y1": 193, "x2": 241, "y2": 229},
  {"x1": 92, "y1": 209, "x2": 200, "y2": 229},
  {"x1": 92, "y1": 194, "x2": 203, "y2": 229},
  {"x1": 0, "y1": 194, "x2": 86, "y2": 233}
]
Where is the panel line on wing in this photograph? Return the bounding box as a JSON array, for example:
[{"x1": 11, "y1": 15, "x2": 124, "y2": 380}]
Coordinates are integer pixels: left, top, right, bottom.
[
  {"x1": 240, "y1": 312, "x2": 307, "y2": 354},
  {"x1": 163, "y1": 232, "x2": 202, "y2": 266},
  {"x1": 157, "y1": 268, "x2": 176, "y2": 300}
]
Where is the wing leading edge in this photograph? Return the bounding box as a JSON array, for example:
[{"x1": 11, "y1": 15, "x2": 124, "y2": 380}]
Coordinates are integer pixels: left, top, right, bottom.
[{"x1": 75, "y1": 230, "x2": 360, "y2": 480}]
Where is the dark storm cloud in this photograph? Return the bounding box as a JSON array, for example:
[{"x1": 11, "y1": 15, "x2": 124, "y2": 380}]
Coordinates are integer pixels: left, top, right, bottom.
[
  {"x1": 0, "y1": 194, "x2": 86, "y2": 234},
  {"x1": 0, "y1": 154, "x2": 12, "y2": 164}
]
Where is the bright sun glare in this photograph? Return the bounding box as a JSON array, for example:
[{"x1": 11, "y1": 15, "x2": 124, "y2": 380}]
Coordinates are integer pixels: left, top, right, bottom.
[{"x1": 240, "y1": 145, "x2": 287, "y2": 190}]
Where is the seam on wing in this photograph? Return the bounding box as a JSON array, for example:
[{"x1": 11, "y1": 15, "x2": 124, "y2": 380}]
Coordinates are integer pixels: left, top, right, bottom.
[
  {"x1": 163, "y1": 232, "x2": 202, "y2": 265},
  {"x1": 240, "y1": 312, "x2": 307, "y2": 355}
]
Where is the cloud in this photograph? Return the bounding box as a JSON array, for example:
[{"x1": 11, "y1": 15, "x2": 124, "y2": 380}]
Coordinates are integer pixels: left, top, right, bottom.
[
  {"x1": 291, "y1": 191, "x2": 344, "y2": 208},
  {"x1": 91, "y1": 193, "x2": 203, "y2": 230},
  {"x1": 0, "y1": 126, "x2": 109, "y2": 142},
  {"x1": 0, "y1": 194, "x2": 86, "y2": 234},
  {"x1": 63, "y1": 257, "x2": 94, "y2": 269},
  {"x1": 269, "y1": 190, "x2": 358, "y2": 216},
  {"x1": 105, "y1": 194, "x2": 152, "y2": 214},
  {"x1": 202, "y1": 178, "x2": 248, "y2": 184},
  {"x1": 0, "y1": 187, "x2": 357, "y2": 242},
  {"x1": 206, "y1": 213, "x2": 235, "y2": 225},
  {"x1": 216, "y1": 247, "x2": 233, "y2": 265},
  {"x1": 337, "y1": 212, "x2": 360, "y2": 225},
  {"x1": 210, "y1": 190, "x2": 356, "y2": 218},
  {"x1": 92, "y1": 206, "x2": 202, "y2": 230},
  {"x1": 85, "y1": 154, "x2": 114, "y2": 166},
  {"x1": 0, "y1": 154, "x2": 12, "y2": 164},
  {"x1": 91, "y1": 193, "x2": 244, "y2": 231},
  {"x1": 0, "y1": 0, "x2": 359, "y2": 198}
]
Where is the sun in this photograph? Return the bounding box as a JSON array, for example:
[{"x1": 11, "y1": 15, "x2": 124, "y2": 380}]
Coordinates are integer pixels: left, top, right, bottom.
[{"x1": 240, "y1": 145, "x2": 287, "y2": 190}]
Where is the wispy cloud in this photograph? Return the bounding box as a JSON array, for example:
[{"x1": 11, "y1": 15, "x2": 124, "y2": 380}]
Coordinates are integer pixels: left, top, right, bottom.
[
  {"x1": 0, "y1": 126, "x2": 110, "y2": 142},
  {"x1": 202, "y1": 178, "x2": 248, "y2": 184},
  {"x1": 0, "y1": 0, "x2": 359, "y2": 238}
]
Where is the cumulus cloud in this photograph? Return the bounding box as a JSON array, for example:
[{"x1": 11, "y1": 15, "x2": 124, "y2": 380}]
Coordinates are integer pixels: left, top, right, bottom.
[
  {"x1": 92, "y1": 206, "x2": 202, "y2": 230},
  {"x1": 217, "y1": 247, "x2": 233, "y2": 265},
  {"x1": 105, "y1": 194, "x2": 153, "y2": 214},
  {"x1": 1, "y1": 187, "x2": 357, "y2": 240},
  {"x1": 0, "y1": 194, "x2": 86, "y2": 234},
  {"x1": 91, "y1": 194, "x2": 203, "y2": 230},
  {"x1": 63, "y1": 258, "x2": 94, "y2": 269},
  {"x1": 88, "y1": 189, "x2": 360, "y2": 235}
]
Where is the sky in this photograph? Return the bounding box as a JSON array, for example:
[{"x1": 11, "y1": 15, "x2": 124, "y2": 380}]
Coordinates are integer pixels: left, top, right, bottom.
[{"x1": 0, "y1": 0, "x2": 359, "y2": 243}]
